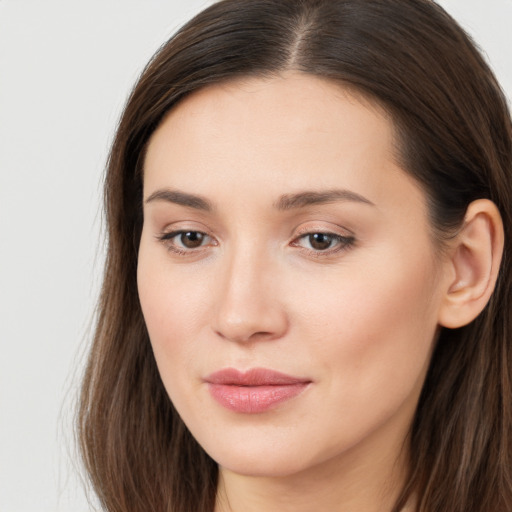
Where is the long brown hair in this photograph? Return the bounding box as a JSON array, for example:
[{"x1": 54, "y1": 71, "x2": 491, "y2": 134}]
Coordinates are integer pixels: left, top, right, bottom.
[{"x1": 78, "y1": 1, "x2": 512, "y2": 511}]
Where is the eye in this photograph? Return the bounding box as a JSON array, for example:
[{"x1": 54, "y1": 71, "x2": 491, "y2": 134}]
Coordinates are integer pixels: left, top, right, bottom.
[
  {"x1": 304, "y1": 233, "x2": 337, "y2": 251},
  {"x1": 176, "y1": 231, "x2": 208, "y2": 249},
  {"x1": 158, "y1": 230, "x2": 214, "y2": 252},
  {"x1": 292, "y1": 231, "x2": 355, "y2": 254}
]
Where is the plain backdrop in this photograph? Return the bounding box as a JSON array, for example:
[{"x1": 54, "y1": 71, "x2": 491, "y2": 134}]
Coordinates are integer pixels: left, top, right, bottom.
[{"x1": 0, "y1": 1, "x2": 511, "y2": 511}]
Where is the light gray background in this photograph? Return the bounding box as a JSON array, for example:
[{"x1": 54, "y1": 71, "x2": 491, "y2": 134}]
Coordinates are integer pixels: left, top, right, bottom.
[{"x1": 0, "y1": 1, "x2": 511, "y2": 511}]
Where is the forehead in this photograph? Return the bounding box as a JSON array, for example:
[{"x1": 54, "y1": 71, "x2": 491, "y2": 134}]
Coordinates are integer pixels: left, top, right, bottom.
[
  {"x1": 147, "y1": 73, "x2": 394, "y2": 162},
  {"x1": 143, "y1": 72, "x2": 422, "y2": 213}
]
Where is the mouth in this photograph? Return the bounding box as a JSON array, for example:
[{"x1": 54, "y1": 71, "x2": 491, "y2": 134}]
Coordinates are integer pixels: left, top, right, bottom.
[{"x1": 204, "y1": 368, "x2": 311, "y2": 414}]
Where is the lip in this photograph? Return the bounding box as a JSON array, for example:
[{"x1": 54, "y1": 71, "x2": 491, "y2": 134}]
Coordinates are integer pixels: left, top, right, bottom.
[{"x1": 204, "y1": 368, "x2": 311, "y2": 414}]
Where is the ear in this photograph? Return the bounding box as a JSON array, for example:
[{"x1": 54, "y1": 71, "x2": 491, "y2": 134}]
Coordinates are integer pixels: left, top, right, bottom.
[{"x1": 438, "y1": 199, "x2": 504, "y2": 329}]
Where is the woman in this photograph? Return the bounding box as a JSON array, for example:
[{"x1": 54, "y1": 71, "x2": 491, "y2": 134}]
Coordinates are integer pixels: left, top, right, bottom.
[{"x1": 78, "y1": 0, "x2": 512, "y2": 511}]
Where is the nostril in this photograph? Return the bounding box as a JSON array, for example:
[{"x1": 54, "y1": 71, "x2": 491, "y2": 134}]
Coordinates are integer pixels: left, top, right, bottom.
[{"x1": 213, "y1": 323, "x2": 285, "y2": 343}]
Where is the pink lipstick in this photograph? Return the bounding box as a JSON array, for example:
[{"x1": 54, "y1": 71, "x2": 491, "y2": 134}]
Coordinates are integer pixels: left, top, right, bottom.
[{"x1": 205, "y1": 368, "x2": 311, "y2": 413}]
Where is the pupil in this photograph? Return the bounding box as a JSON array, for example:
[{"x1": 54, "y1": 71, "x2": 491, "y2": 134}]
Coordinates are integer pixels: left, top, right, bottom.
[
  {"x1": 310, "y1": 233, "x2": 332, "y2": 250},
  {"x1": 181, "y1": 231, "x2": 204, "y2": 248}
]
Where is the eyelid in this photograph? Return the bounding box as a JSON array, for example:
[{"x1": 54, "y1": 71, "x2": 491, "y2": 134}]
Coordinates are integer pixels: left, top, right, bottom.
[{"x1": 293, "y1": 223, "x2": 355, "y2": 238}]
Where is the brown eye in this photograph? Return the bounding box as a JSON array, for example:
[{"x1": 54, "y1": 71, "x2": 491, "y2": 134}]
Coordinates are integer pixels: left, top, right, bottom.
[
  {"x1": 308, "y1": 233, "x2": 335, "y2": 250},
  {"x1": 292, "y1": 231, "x2": 355, "y2": 255},
  {"x1": 159, "y1": 230, "x2": 213, "y2": 253},
  {"x1": 179, "y1": 231, "x2": 206, "y2": 248}
]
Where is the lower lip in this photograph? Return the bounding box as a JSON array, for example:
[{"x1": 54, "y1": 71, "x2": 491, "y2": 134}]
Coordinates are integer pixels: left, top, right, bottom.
[{"x1": 207, "y1": 383, "x2": 309, "y2": 413}]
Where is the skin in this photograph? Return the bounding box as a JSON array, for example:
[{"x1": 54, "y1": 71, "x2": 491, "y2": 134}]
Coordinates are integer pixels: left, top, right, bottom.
[{"x1": 137, "y1": 73, "x2": 455, "y2": 512}]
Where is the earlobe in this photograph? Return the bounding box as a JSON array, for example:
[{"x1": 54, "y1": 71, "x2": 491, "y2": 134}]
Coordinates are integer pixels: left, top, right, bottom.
[{"x1": 438, "y1": 199, "x2": 504, "y2": 329}]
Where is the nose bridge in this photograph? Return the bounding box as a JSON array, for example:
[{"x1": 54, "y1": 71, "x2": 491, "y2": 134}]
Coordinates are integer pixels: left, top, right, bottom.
[{"x1": 213, "y1": 236, "x2": 288, "y2": 343}]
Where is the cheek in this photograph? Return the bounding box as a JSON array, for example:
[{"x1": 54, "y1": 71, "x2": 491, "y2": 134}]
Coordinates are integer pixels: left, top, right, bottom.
[
  {"x1": 138, "y1": 264, "x2": 217, "y2": 427},
  {"x1": 293, "y1": 248, "x2": 440, "y2": 407},
  {"x1": 137, "y1": 241, "x2": 213, "y2": 382}
]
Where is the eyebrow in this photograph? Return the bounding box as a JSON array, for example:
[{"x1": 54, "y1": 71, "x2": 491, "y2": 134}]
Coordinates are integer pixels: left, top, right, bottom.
[
  {"x1": 145, "y1": 189, "x2": 213, "y2": 211},
  {"x1": 144, "y1": 187, "x2": 374, "y2": 212},
  {"x1": 274, "y1": 189, "x2": 375, "y2": 210}
]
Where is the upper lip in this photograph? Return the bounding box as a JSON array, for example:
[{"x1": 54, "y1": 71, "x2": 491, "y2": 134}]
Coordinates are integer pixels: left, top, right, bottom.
[{"x1": 205, "y1": 367, "x2": 311, "y2": 386}]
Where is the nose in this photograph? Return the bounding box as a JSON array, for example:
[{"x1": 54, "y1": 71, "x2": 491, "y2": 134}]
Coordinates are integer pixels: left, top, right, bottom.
[{"x1": 212, "y1": 246, "x2": 289, "y2": 344}]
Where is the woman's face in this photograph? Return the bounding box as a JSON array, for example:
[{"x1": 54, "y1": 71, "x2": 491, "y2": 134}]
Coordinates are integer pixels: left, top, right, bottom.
[{"x1": 138, "y1": 73, "x2": 450, "y2": 478}]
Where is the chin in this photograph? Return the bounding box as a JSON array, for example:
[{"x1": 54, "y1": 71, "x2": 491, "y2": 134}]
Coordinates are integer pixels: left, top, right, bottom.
[
  {"x1": 219, "y1": 455, "x2": 312, "y2": 478},
  {"x1": 200, "y1": 433, "x2": 326, "y2": 479}
]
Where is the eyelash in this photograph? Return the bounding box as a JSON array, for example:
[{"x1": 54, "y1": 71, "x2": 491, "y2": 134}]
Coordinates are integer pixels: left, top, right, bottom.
[
  {"x1": 290, "y1": 231, "x2": 356, "y2": 256},
  {"x1": 157, "y1": 230, "x2": 216, "y2": 256},
  {"x1": 157, "y1": 229, "x2": 356, "y2": 257}
]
